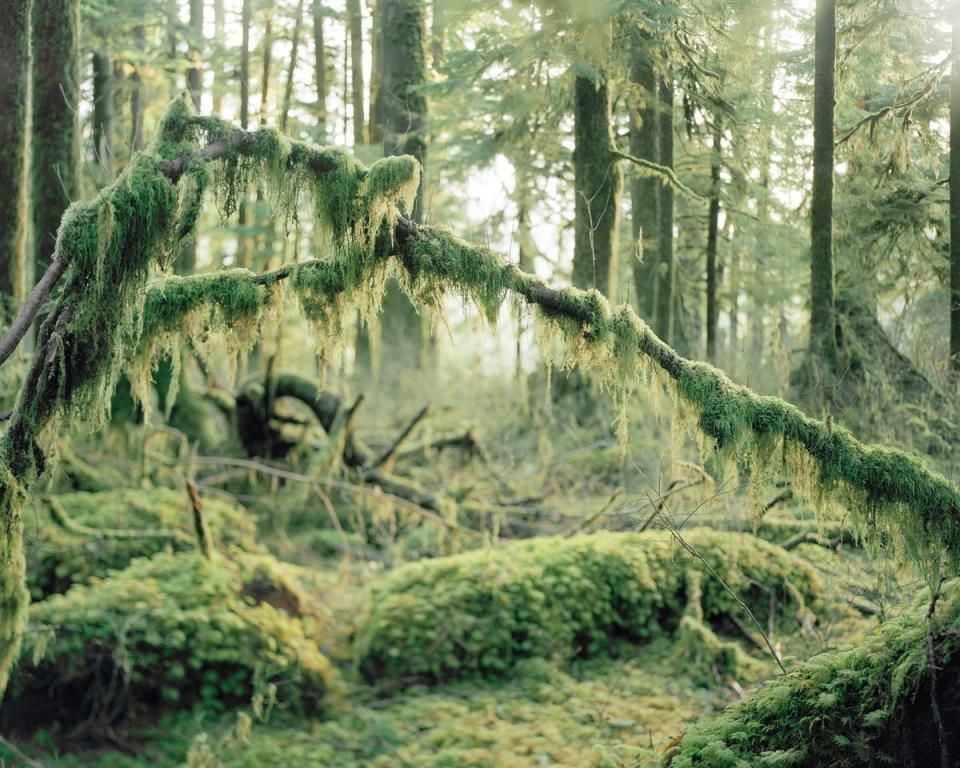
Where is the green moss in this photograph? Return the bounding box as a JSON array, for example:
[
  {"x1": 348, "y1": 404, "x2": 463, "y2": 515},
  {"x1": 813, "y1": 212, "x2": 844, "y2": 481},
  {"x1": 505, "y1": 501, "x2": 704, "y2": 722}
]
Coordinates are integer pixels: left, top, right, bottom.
[
  {"x1": 23, "y1": 488, "x2": 259, "y2": 599},
  {"x1": 669, "y1": 582, "x2": 960, "y2": 767},
  {"x1": 8, "y1": 551, "x2": 332, "y2": 732},
  {"x1": 354, "y1": 529, "x2": 821, "y2": 685}
]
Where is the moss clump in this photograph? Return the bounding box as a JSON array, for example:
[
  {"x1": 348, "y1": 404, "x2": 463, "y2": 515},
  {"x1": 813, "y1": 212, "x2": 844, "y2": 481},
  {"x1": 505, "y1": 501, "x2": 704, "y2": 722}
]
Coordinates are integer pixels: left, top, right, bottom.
[
  {"x1": 4, "y1": 551, "x2": 332, "y2": 736},
  {"x1": 668, "y1": 582, "x2": 960, "y2": 767},
  {"x1": 23, "y1": 488, "x2": 259, "y2": 599},
  {"x1": 353, "y1": 529, "x2": 821, "y2": 685},
  {"x1": 131, "y1": 269, "x2": 276, "y2": 412}
]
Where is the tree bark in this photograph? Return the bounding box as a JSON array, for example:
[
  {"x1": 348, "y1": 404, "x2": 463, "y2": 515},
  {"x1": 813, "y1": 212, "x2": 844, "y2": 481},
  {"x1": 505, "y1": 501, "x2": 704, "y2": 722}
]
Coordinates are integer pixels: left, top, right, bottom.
[
  {"x1": 0, "y1": 0, "x2": 32, "y2": 321},
  {"x1": 31, "y1": 0, "x2": 80, "y2": 285},
  {"x1": 259, "y1": 15, "x2": 274, "y2": 125},
  {"x1": 654, "y1": 74, "x2": 675, "y2": 343},
  {"x1": 810, "y1": 0, "x2": 837, "y2": 367},
  {"x1": 629, "y1": 29, "x2": 660, "y2": 319},
  {"x1": 705, "y1": 119, "x2": 722, "y2": 360},
  {"x1": 348, "y1": 0, "x2": 366, "y2": 144},
  {"x1": 237, "y1": 0, "x2": 252, "y2": 269}
]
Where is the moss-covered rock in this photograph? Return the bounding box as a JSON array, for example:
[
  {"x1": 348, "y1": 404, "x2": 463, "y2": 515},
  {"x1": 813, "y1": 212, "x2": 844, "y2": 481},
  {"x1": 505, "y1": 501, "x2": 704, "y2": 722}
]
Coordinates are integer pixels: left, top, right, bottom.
[
  {"x1": 668, "y1": 581, "x2": 960, "y2": 767},
  {"x1": 3, "y1": 551, "x2": 332, "y2": 737},
  {"x1": 353, "y1": 529, "x2": 822, "y2": 685},
  {"x1": 24, "y1": 488, "x2": 259, "y2": 599}
]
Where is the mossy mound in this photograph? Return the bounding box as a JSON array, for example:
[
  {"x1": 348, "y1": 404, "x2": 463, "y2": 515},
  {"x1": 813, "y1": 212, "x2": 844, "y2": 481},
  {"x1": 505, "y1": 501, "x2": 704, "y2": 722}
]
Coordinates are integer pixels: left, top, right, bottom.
[
  {"x1": 23, "y1": 488, "x2": 259, "y2": 599},
  {"x1": 353, "y1": 529, "x2": 822, "y2": 685},
  {"x1": 2, "y1": 551, "x2": 331, "y2": 738},
  {"x1": 668, "y1": 581, "x2": 960, "y2": 767}
]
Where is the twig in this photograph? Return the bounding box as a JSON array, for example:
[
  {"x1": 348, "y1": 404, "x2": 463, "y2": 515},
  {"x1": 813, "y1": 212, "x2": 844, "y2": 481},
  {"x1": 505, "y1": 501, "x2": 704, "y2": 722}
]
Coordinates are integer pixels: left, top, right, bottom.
[
  {"x1": 652, "y1": 500, "x2": 787, "y2": 675},
  {"x1": 0, "y1": 734, "x2": 49, "y2": 768},
  {"x1": 565, "y1": 488, "x2": 624, "y2": 537},
  {"x1": 0, "y1": 251, "x2": 69, "y2": 368},
  {"x1": 610, "y1": 149, "x2": 702, "y2": 199},
  {"x1": 186, "y1": 479, "x2": 213, "y2": 559}
]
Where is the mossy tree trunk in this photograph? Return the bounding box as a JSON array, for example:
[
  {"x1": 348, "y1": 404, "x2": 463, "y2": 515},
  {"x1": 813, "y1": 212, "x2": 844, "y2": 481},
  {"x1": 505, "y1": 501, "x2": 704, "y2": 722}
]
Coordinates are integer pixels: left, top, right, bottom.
[
  {"x1": 313, "y1": 0, "x2": 328, "y2": 141},
  {"x1": 31, "y1": 0, "x2": 80, "y2": 284},
  {"x1": 572, "y1": 66, "x2": 622, "y2": 299},
  {"x1": 705, "y1": 118, "x2": 722, "y2": 360},
  {"x1": 238, "y1": 0, "x2": 252, "y2": 268},
  {"x1": 810, "y1": 0, "x2": 837, "y2": 368},
  {"x1": 629, "y1": 29, "x2": 660, "y2": 319},
  {"x1": 951, "y1": 6, "x2": 960, "y2": 373},
  {"x1": 654, "y1": 74, "x2": 675, "y2": 344},
  {"x1": 377, "y1": 0, "x2": 428, "y2": 373},
  {"x1": 0, "y1": 0, "x2": 32, "y2": 321},
  {"x1": 348, "y1": 0, "x2": 366, "y2": 144}
]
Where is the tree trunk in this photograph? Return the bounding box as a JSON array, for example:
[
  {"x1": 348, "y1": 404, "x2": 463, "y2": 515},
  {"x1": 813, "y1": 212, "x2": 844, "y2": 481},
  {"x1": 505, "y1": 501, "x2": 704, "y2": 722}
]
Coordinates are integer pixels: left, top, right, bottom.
[
  {"x1": 951, "y1": 8, "x2": 960, "y2": 372},
  {"x1": 31, "y1": 0, "x2": 80, "y2": 281},
  {"x1": 572, "y1": 70, "x2": 622, "y2": 299},
  {"x1": 129, "y1": 25, "x2": 146, "y2": 152},
  {"x1": 348, "y1": 0, "x2": 366, "y2": 144},
  {"x1": 259, "y1": 15, "x2": 274, "y2": 125},
  {"x1": 92, "y1": 51, "x2": 113, "y2": 168},
  {"x1": 187, "y1": 0, "x2": 203, "y2": 110},
  {"x1": 313, "y1": 0, "x2": 328, "y2": 140},
  {"x1": 654, "y1": 74, "x2": 675, "y2": 343},
  {"x1": 368, "y1": 0, "x2": 383, "y2": 145},
  {"x1": 430, "y1": 0, "x2": 445, "y2": 71},
  {"x1": 212, "y1": 0, "x2": 225, "y2": 113},
  {"x1": 0, "y1": 0, "x2": 31, "y2": 321},
  {"x1": 237, "y1": 0, "x2": 252, "y2": 270},
  {"x1": 629, "y1": 29, "x2": 660, "y2": 319},
  {"x1": 378, "y1": 0, "x2": 428, "y2": 371},
  {"x1": 705, "y1": 119, "x2": 722, "y2": 360},
  {"x1": 281, "y1": 0, "x2": 307, "y2": 133},
  {"x1": 810, "y1": 0, "x2": 837, "y2": 367}
]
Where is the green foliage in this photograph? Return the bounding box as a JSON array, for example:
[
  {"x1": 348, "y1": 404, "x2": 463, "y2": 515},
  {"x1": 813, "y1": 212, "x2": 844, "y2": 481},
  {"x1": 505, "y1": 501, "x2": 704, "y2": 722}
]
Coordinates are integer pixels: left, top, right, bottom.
[
  {"x1": 354, "y1": 529, "x2": 821, "y2": 684},
  {"x1": 669, "y1": 581, "x2": 960, "y2": 767},
  {"x1": 10, "y1": 551, "x2": 332, "y2": 731},
  {"x1": 23, "y1": 488, "x2": 258, "y2": 599}
]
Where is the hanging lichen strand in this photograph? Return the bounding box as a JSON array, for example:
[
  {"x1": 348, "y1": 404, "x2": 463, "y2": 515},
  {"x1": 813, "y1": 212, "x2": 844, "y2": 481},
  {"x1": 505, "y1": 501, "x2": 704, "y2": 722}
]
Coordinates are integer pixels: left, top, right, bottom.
[
  {"x1": 0, "y1": 99, "x2": 423, "y2": 698},
  {"x1": 140, "y1": 219, "x2": 960, "y2": 577},
  {"x1": 4, "y1": 102, "x2": 960, "y2": 697}
]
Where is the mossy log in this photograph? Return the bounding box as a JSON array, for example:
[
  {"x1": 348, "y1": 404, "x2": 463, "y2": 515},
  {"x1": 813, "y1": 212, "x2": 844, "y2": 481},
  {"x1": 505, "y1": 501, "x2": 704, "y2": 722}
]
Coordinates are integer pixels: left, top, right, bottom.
[
  {"x1": 667, "y1": 580, "x2": 960, "y2": 767},
  {"x1": 2, "y1": 551, "x2": 331, "y2": 738},
  {"x1": 353, "y1": 529, "x2": 821, "y2": 685},
  {"x1": 24, "y1": 488, "x2": 258, "y2": 599}
]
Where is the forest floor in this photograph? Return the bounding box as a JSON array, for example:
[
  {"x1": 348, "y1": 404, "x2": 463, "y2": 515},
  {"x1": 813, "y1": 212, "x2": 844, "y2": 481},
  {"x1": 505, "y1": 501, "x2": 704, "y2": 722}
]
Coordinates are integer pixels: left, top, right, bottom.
[{"x1": 0, "y1": 380, "x2": 919, "y2": 768}]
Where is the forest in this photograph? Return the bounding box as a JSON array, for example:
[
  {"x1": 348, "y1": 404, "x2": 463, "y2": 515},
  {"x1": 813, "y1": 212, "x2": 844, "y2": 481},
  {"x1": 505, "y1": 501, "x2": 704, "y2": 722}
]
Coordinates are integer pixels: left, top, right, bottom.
[{"x1": 0, "y1": 0, "x2": 958, "y2": 765}]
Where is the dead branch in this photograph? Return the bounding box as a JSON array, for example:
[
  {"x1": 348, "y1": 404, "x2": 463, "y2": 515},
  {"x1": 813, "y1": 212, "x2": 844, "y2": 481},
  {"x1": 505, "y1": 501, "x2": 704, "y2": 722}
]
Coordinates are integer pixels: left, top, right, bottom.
[
  {"x1": 370, "y1": 405, "x2": 430, "y2": 471},
  {"x1": 186, "y1": 480, "x2": 213, "y2": 559}
]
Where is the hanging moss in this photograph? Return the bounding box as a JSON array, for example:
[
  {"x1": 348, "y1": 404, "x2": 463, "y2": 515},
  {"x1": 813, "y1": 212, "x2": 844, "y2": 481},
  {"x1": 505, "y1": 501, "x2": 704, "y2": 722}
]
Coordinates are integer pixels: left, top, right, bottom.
[
  {"x1": 23, "y1": 488, "x2": 259, "y2": 599},
  {"x1": 353, "y1": 529, "x2": 821, "y2": 686},
  {"x1": 3, "y1": 551, "x2": 332, "y2": 737},
  {"x1": 668, "y1": 581, "x2": 960, "y2": 768}
]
